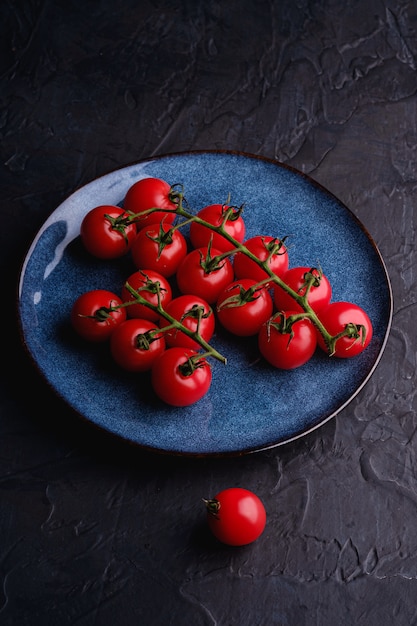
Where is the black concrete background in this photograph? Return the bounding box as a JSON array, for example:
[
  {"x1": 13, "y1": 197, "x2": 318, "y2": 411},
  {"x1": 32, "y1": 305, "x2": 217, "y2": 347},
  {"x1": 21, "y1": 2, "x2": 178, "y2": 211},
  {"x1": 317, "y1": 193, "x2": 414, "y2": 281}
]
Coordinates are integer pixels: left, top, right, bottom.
[{"x1": 2, "y1": 1, "x2": 417, "y2": 624}]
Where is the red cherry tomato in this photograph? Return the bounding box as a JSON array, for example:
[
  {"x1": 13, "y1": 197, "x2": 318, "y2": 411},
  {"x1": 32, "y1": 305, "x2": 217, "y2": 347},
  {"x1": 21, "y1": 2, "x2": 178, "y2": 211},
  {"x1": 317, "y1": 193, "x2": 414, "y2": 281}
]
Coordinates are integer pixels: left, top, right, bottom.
[
  {"x1": 274, "y1": 266, "x2": 332, "y2": 313},
  {"x1": 110, "y1": 318, "x2": 165, "y2": 372},
  {"x1": 233, "y1": 235, "x2": 289, "y2": 286},
  {"x1": 189, "y1": 203, "x2": 245, "y2": 252},
  {"x1": 258, "y1": 311, "x2": 317, "y2": 369},
  {"x1": 80, "y1": 205, "x2": 137, "y2": 259},
  {"x1": 130, "y1": 222, "x2": 187, "y2": 277},
  {"x1": 123, "y1": 177, "x2": 178, "y2": 230},
  {"x1": 71, "y1": 289, "x2": 126, "y2": 342},
  {"x1": 205, "y1": 487, "x2": 266, "y2": 546},
  {"x1": 159, "y1": 295, "x2": 215, "y2": 350},
  {"x1": 176, "y1": 246, "x2": 235, "y2": 304},
  {"x1": 121, "y1": 269, "x2": 172, "y2": 322},
  {"x1": 216, "y1": 278, "x2": 273, "y2": 336},
  {"x1": 316, "y1": 301, "x2": 373, "y2": 358},
  {"x1": 151, "y1": 347, "x2": 212, "y2": 406}
]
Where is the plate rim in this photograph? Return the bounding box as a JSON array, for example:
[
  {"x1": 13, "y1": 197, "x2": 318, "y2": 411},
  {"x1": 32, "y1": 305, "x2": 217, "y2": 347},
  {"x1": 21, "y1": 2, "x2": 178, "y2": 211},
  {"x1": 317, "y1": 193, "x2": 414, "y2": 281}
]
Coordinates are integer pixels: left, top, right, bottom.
[{"x1": 17, "y1": 149, "x2": 394, "y2": 457}]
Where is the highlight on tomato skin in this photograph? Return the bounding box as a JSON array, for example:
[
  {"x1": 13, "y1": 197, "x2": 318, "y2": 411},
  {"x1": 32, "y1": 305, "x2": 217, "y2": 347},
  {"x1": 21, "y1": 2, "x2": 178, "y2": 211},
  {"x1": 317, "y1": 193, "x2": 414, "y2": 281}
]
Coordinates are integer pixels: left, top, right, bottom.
[{"x1": 204, "y1": 487, "x2": 266, "y2": 546}]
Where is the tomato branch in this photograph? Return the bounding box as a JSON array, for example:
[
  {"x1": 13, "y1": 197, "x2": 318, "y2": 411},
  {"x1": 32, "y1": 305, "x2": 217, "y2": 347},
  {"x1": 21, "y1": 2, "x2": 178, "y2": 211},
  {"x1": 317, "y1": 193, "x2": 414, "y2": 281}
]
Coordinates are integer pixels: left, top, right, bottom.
[
  {"x1": 122, "y1": 189, "x2": 352, "y2": 357},
  {"x1": 122, "y1": 281, "x2": 227, "y2": 365},
  {"x1": 174, "y1": 196, "x2": 337, "y2": 352}
]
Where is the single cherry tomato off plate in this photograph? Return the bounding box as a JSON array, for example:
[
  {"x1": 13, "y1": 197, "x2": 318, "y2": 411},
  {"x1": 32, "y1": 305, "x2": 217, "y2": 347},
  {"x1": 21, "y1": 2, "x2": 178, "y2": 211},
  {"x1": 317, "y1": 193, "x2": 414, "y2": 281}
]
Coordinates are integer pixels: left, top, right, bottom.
[{"x1": 205, "y1": 488, "x2": 266, "y2": 546}]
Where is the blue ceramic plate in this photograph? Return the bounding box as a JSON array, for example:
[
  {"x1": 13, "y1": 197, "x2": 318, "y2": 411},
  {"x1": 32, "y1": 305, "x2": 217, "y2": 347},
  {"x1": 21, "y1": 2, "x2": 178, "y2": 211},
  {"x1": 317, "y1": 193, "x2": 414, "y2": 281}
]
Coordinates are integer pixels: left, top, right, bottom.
[{"x1": 18, "y1": 151, "x2": 392, "y2": 456}]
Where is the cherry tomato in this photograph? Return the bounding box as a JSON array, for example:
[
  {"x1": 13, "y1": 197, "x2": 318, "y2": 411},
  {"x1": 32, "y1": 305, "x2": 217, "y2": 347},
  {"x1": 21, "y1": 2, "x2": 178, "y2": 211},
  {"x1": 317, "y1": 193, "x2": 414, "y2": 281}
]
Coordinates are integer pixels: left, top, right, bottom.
[
  {"x1": 274, "y1": 266, "x2": 332, "y2": 313},
  {"x1": 80, "y1": 205, "x2": 137, "y2": 259},
  {"x1": 123, "y1": 177, "x2": 178, "y2": 230},
  {"x1": 110, "y1": 318, "x2": 165, "y2": 372},
  {"x1": 159, "y1": 295, "x2": 215, "y2": 350},
  {"x1": 216, "y1": 278, "x2": 273, "y2": 336},
  {"x1": 176, "y1": 246, "x2": 235, "y2": 304},
  {"x1": 71, "y1": 289, "x2": 126, "y2": 342},
  {"x1": 151, "y1": 347, "x2": 212, "y2": 406},
  {"x1": 130, "y1": 222, "x2": 187, "y2": 277},
  {"x1": 316, "y1": 301, "x2": 373, "y2": 358},
  {"x1": 258, "y1": 311, "x2": 317, "y2": 369},
  {"x1": 205, "y1": 487, "x2": 266, "y2": 546},
  {"x1": 233, "y1": 235, "x2": 289, "y2": 286},
  {"x1": 189, "y1": 203, "x2": 246, "y2": 252},
  {"x1": 121, "y1": 269, "x2": 172, "y2": 322}
]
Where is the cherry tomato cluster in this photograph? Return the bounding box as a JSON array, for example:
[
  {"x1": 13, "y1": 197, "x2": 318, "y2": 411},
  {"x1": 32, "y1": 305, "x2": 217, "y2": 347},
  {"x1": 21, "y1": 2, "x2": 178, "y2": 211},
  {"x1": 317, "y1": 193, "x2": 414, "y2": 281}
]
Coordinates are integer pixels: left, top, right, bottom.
[{"x1": 71, "y1": 176, "x2": 373, "y2": 407}]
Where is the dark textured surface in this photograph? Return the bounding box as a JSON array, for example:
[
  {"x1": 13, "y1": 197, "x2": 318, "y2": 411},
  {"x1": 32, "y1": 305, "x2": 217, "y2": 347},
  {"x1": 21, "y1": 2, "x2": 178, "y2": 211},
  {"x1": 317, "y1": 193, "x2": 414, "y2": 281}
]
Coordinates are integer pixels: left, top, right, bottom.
[{"x1": 2, "y1": 1, "x2": 416, "y2": 624}]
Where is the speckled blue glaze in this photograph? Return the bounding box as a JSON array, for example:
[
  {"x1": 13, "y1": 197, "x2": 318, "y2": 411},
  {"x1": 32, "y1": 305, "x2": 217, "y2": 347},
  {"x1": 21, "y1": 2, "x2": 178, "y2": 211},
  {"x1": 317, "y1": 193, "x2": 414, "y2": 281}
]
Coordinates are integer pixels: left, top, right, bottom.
[{"x1": 18, "y1": 151, "x2": 392, "y2": 455}]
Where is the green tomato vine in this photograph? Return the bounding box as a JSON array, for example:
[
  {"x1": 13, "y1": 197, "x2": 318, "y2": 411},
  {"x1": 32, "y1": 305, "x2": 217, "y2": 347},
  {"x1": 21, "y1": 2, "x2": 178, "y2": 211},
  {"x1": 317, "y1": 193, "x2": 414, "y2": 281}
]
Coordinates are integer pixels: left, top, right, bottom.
[{"x1": 108, "y1": 185, "x2": 366, "y2": 366}]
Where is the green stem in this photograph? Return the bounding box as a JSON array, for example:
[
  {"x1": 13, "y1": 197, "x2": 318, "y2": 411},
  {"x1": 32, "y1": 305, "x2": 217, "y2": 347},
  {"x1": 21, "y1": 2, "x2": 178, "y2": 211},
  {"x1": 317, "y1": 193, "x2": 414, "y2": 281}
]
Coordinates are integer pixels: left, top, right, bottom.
[
  {"x1": 121, "y1": 189, "x2": 353, "y2": 357},
  {"x1": 123, "y1": 282, "x2": 227, "y2": 364},
  {"x1": 174, "y1": 198, "x2": 340, "y2": 352}
]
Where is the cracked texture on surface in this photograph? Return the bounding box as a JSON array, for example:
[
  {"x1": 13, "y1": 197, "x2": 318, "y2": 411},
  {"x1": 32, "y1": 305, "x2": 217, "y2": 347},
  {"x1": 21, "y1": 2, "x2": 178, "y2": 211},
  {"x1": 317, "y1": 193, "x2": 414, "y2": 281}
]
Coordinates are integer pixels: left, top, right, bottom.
[{"x1": 2, "y1": 0, "x2": 417, "y2": 624}]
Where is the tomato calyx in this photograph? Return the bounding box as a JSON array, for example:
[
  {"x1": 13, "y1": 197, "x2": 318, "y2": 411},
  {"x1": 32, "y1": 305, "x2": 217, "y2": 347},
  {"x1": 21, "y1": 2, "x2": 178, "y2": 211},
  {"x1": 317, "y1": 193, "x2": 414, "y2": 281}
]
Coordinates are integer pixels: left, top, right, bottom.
[
  {"x1": 298, "y1": 266, "x2": 324, "y2": 296},
  {"x1": 132, "y1": 270, "x2": 168, "y2": 297},
  {"x1": 217, "y1": 282, "x2": 265, "y2": 310},
  {"x1": 144, "y1": 222, "x2": 177, "y2": 257},
  {"x1": 122, "y1": 273, "x2": 168, "y2": 315},
  {"x1": 179, "y1": 354, "x2": 209, "y2": 377},
  {"x1": 265, "y1": 311, "x2": 311, "y2": 348},
  {"x1": 167, "y1": 182, "x2": 185, "y2": 207},
  {"x1": 135, "y1": 329, "x2": 163, "y2": 350},
  {"x1": 220, "y1": 203, "x2": 244, "y2": 224},
  {"x1": 198, "y1": 239, "x2": 232, "y2": 274},
  {"x1": 326, "y1": 322, "x2": 368, "y2": 356},
  {"x1": 264, "y1": 235, "x2": 288, "y2": 259},
  {"x1": 79, "y1": 304, "x2": 120, "y2": 322},
  {"x1": 123, "y1": 280, "x2": 227, "y2": 365},
  {"x1": 102, "y1": 211, "x2": 135, "y2": 244},
  {"x1": 159, "y1": 304, "x2": 213, "y2": 344},
  {"x1": 180, "y1": 303, "x2": 212, "y2": 325},
  {"x1": 202, "y1": 497, "x2": 221, "y2": 519},
  {"x1": 267, "y1": 310, "x2": 307, "y2": 333}
]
